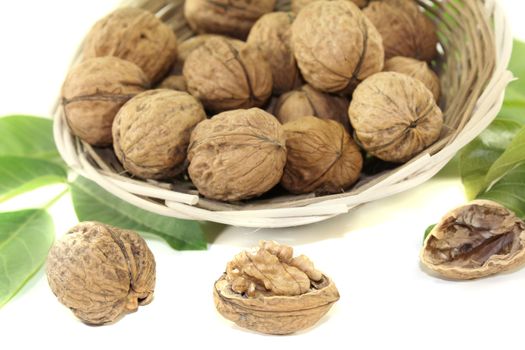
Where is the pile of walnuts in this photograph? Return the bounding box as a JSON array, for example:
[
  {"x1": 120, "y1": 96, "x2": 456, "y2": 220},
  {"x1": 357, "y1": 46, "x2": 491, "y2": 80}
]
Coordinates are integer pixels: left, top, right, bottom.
[{"x1": 62, "y1": 0, "x2": 444, "y2": 202}]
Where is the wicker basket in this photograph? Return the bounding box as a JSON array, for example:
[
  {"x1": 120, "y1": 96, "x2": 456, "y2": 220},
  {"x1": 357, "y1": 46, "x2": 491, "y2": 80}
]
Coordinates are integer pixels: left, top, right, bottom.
[{"x1": 53, "y1": 0, "x2": 514, "y2": 228}]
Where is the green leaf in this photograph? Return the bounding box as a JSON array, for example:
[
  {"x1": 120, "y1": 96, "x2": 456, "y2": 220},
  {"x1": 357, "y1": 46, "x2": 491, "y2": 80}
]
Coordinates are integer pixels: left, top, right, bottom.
[
  {"x1": 423, "y1": 224, "x2": 436, "y2": 242},
  {"x1": 0, "y1": 157, "x2": 67, "y2": 203},
  {"x1": 0, "y1": 115, "x2": 62, "y2": 164},
  {"x1": 483, "y1": 126, "x2": 525, "y2": 190},
  {"x1": 478, "y1": 163, "x2": 525, "y2": 219},
  {"x1": 70, "y1": 176, "x2": 207, "y2": 250},
  {"x1": 0, "y1": 209, "x2": 55, "y2": 307}
]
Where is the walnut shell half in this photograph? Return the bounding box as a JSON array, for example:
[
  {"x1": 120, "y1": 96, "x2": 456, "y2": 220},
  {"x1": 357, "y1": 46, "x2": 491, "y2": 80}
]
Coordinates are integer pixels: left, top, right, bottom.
[
  {"x1": 421, "y1": 200, "x2": 525, "y2": 280},
  {"x1": 384, "y1": 56, "x2": 440, "y2": 101},
  {"x1": 348, "y1": 72, "x2": 443, "y2": 163},
  {"x1": 46, "y1": 222, "x2": 156, "y2": 325},
  {"x1": 291, "y1": 0, "x2": 384, "y2": 93},
  {"x1": 188, "y1": 108, "x2": 286, "y2": 201}
]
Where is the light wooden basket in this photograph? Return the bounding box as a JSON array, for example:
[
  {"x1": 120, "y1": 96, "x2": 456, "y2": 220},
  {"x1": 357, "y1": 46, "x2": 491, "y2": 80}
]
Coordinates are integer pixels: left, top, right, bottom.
[{"x1": 53, "y1": 0, "x2": 514, "y2": 228}]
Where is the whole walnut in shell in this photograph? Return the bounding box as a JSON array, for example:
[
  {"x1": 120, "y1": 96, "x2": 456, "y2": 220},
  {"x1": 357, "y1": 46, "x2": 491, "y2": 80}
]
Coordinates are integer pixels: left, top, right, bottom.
[
  {"x1": 46, "y1": 222, "x2": 156, "y2": 325},
  {"x1": 363, "y1": 0, "x2": 438, "y2": 61},
  {"x1": 291, "y1": 0, "x2": 384, "y2": 93},
  {"x1": 384, "y1": 56, "x2": 440, "y2": 101},
  {"x1": 214, "y1": 240, "x2": 339, "y2": 334},
  {"x1": 157, "y1": 75, "x2": 187, "y2": 91},
  {"x1": 247, "y1": 12, "x2": 300, "y2": 94},
  {"x1": 282, "y1": 116, "x2": 363, "y2": 194},
  {"x1": 188, "y1": 108, "x2": 286, "y2": 201},
  {"x1": 421, "y1": 200, "x2": 525, "y2": 280},
  {"x1": 274, "y1": 84, "x2": 350, "y2": 132},
  {"x1": 83, "y1": 7, "x2": 178, "y2": 82},
  {"x1": 183, "y1": 37, "x2": 272, "y2": 112},
  {"x1": 171, "y1": 34, "x2": 221, "y2": 74},
  {"x1": 184, "y1": 0, "x2": 276, "y2": 40},
  {"x1": 62, "y1": 56, "x2": 148, "y2": 146},
  {"x1": 291, "y1": 0, "x2": 368, "y2": 13},
  {"x1": 349, "y1": 72, "x2": 443, "y2": 163},
  {"x1": 113, "y1": 89, "x2": 206, "y2": 179}
]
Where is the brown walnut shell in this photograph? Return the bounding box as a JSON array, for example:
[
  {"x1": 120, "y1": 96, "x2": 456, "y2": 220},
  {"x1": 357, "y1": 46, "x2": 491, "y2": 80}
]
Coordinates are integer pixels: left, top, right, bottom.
[
  {"x1": 274, "y1": 84, "x2": 351, "y2": 132},
  {"x1": 82, "y1": 7, "x2": 178, "y2": 82},
  {"x1": 171, "y1": 34, "x2": 222, "y2": 74},
  {"x1": 113, "y1": 89, "x2": 206, "y2": 179},
  {"x1": 348, "y1": 72, "x2": 443, "y2": 163},
  {"x1": 420, "y1": 200, "x2": 525, "y2": 280},
  {"x1": 214, "y1": 240, "x2": 339, "y2": 334},
  {"x1": 291, "y1": 0, "x2": 369, "y2": 13},
  {"x1": 46, "y1": 222, "x2": 156, "y2": 325},
  {"x1": 187, "y1": 108, "x2": 286, "y2": 201},
  {"x1": 247, "y1": 12, "x2": 300, "y2": 94},
  {"x1": 282, "y1": 116, "x2": 363, "y2": 194},
  {"x1": 363, "y1": 0, "x2": 438, "y2": 61},
  {"x1": 62, "y1": 56, "x2": 148, "y2": 146},
  {"x1": 183, "y1": 37, "x2": 273, "y2": 113},
  {"x1": 291, "y1": 0, "x2": 384, "y2": 93},
  {"x1": 157, "y1": 75, "x2": 187, "y2": 92},
  {"x1": 184, "y1": 0, "x2": 276, "y2": 40},
  {"x1": 384, "y1": 56, "x2": 440, "y2": 101}
]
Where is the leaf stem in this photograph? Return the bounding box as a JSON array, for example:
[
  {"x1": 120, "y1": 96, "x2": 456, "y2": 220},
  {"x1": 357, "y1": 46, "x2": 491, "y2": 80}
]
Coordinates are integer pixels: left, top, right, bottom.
[{"x1": 42, "y1": 186, "x2": 69, "y2": 210}]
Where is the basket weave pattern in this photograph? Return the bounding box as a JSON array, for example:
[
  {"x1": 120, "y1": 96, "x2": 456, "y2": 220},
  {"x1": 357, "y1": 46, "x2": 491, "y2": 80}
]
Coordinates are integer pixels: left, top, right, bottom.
[{"x1": 53, "y1": 0, "x2": 514, "y2": 227}]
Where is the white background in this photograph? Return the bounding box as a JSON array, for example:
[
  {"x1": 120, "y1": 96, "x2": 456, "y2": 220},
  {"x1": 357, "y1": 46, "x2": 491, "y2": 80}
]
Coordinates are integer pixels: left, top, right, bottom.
[{"x1": 0, "y1": 1, "x2": 524, "y2": 349}]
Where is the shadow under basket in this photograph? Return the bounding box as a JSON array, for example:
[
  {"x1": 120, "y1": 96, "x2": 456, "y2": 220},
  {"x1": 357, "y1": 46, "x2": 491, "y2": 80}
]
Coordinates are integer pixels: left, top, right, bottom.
[{"x1": 53, "y1": 0, "x2": 514, "y2": 227}]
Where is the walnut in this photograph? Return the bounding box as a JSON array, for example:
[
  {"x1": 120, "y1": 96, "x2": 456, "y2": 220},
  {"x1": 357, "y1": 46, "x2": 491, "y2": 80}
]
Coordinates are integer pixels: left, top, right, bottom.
[
  {"x1": 281, "y1": 116, "x2": 363, "y2": 194},
  {"x1": 274, "y1": 84, "x2": 351, "y2": 132},
  {"x1": 61, "y1": 56, "x2": 148, "y2": 146},
  {"x1": 363, "y1": 0, "x2": 438, "y2": 61},
  {"x1": 46, "y1": 222, "x2": 155, "y2": 325},
  {"x1": 384, "y1": 56, "x2": 440, "y2": 101},
  {"x1": 113, "y1": 89, "x2": 206, "y2": 179},
  {"x1": 184, "y1": 0, "x2": 276, "y2": 40},
  {"x1": 82, "y1": 7, "x2": 178, "y2": 82},
  {"x1": 291, "y1": 0, "x2": 369, "y2": 13},
  {"x1": 421, "y1": 200, "x2": 525, "y2": 280},
  {"x1": 291, "y1": 0, "x2": 384, "y2": 93},
  {"x1": 214, "y1": 240, "x2": 339, "y2": 334},
  {"x1": 247, "y1": 12, "x2": 301, "y2": 94},
  {"x1": 187, "y1": 108, "x2": 286, "y2": 201},
  {"x1": 171, "y1": 34, "x2": 221, "y2": 74},
  {"x1": 348, "y1": 72, "x2": 443, "y2": 163},
  {"x1": 157, "y1": 75, "x2": 187, "y2": 91},
  {"x1": 183, "y1": 37, "x2": 273, "y2": 113}
]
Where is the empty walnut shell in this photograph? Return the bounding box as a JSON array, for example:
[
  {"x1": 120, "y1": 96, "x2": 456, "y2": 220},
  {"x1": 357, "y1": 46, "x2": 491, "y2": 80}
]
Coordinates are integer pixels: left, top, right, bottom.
[
  {"x1": 348, "y1": 72, "x2": 443, "y2": 163},
  {"x1": 384, "y1": 56, "x2": 440, "y2": 101},
  {"x1": 46, "y1": 222, "x2": 156, "y2": 325},
  {"x1": 188, "y1": 108, "x2": 286, "y2": 201},
  {"x1": 247, "y1": 12, "x2": 300, "y2": 94},
  {"x1": 363, "y1": 0, "x2": 438, "y2": 61},
  {"x1": 291, "y1": 0, "x2": 368, "y2": 13},
  {"x1": 282, "y1": 116, "x2": 363, "y2": 194},
  {"x1": 184, "y1": 0, "x2": 276, "y2": 40},
  {"x1": 214, "y1": 240, "x2": 339, "y2": 334},
  {"x1": 274, "y1": 84, "x2": 350, "y2": 132},
  {"x1": 113, "y1": 89, "x2": 206, "y2": 179},
  {"x1": 291, "y1": 0, "x2": 384, "y2": 93},
  {"x1": 62, "y1": 56, "x2": 149, "y2": 146},
  {"x1": 420, "y1": 200, "x2": 525, "y2": 280},
  {"x1": 183, "y1": 37, "x2": 273, "y2": 113},
  {"x1": 83, "y1": 7, "x2": 178, "y2": 82}
]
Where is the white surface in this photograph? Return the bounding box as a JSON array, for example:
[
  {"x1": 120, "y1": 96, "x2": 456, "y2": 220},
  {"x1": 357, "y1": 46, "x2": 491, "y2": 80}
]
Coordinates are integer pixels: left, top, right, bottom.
[{"x1": 0, "y1": 1, "x2": 524, "y2": 349}]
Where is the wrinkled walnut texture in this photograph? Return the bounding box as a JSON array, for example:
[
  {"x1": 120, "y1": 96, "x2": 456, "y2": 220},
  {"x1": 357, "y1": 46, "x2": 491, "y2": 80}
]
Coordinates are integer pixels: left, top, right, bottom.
[
  {"x1": 188, "y1": 108, "x2": 286, "y2": 201},
  {"x1": 349, "y1": 72, "x2": 443, "y2": 163},
  {"x1": 291, "y1": 0, "x2": 384, "y2": 93},
  {"x1": 363, "y1": 0, "x2": 438, "y2": 61},
  {"x1": 292, "y1": 0, "x2": 369, "y2": 13},
  {"x1": 183, "y1": 37, "x2": 273, "y2": 112},
  {"x1": 82, "y1": 7, "x2": 178, "y2": 82},
  {"x1": 421, "y1": 200, "x2": 525, "y2": 280},
  {"x1": 62, "y1": 56, "x2": 148, "y2": 146},
  {"x1": 282, "y1": 116, "x2": 363, "y2": 194},
  {"x1": 384, "y1": 56, "x2": 440, "y2": 101},
  {"x1": 113, "y1": 89, "x2": 206, "y2": 179},
  {"x1": 184, "y1": 0, "x2": 276, "y2": 40},
  {"x1": 46, "y1": 222, "x2": 156, "y2": 325},
  {"x1": 274, "y1": 84, "x2": 350, "y2": 132},
  {"x1": 157, "y1": 75, "x2": 187, "y2": 91},
  {"x1": 247, "y1": 12, "x2": 300, "y2": 94}
]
